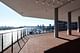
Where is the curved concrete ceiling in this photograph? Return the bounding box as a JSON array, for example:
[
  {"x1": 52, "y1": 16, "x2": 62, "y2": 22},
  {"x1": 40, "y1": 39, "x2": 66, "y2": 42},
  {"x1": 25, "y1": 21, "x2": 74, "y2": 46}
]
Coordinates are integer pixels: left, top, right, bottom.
[
  {"x1": 1, "y1": 0, "x2": 54, "y2": 19},
  {"x1": 1, "y1": 0, "x2": 80, "y2": 21}
]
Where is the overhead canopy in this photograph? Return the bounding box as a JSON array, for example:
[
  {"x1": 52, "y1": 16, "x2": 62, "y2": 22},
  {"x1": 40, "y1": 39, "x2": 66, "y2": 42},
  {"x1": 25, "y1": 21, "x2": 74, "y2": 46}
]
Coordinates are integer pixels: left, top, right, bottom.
[{"x1": 1, "y1": 0, "x2": 80, "y2": 21}]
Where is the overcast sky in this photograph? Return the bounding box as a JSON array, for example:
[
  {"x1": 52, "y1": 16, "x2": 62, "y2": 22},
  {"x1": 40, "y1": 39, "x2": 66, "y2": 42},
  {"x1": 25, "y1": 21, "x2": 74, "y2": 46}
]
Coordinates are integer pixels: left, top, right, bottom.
[{"x1": 0, "y1": 2, "x2": 54, "y2": 27}]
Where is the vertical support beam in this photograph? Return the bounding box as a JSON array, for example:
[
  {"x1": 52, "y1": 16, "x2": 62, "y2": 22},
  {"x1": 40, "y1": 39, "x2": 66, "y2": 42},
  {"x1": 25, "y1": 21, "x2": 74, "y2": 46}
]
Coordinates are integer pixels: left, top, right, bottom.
[
  {"x1": 67, "y1": 12, "x2": 72, "y2": 35},
  {"x1": 77, "y1": 16, "x2": 80, "y2": 32},
  {"x1": 54, "y1": 8, "x2": 59, "y2": 38}
]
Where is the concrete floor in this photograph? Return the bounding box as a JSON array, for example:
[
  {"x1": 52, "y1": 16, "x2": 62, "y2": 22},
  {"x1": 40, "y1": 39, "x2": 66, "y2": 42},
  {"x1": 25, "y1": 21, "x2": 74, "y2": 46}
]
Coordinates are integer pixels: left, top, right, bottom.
[
  {"x1": 3, "y1": 30, "x2": 80, "y2": 53},
  {"x1": 20, "y1": 30, "x2": 80, "y2": 53}
]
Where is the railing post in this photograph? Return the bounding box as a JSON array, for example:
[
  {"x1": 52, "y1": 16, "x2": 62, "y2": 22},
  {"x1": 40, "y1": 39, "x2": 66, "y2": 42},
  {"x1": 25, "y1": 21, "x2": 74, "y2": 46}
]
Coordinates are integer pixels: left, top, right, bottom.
[
  {"x1": 27, "y1": 29, "x2": 28, "y2": 35},
  {"x1": 24, "y1": 29, "x2": 26, "y2": 36},
  {"x1": 21, "y1": 30, "x2": 22, "y2": 39},
  {"x1": 17, "y1": 30, "x2": 18, "y2": 41},
  {"x1": 22, "y1": 30, "x2": 23, "y2": 38},
  {"x1": 27, "y1": 29, "x2": 29, "y2": 35},
  {"x1": 2, "y1": 34, "x2": 3, "y2": 53},
  {"x1": 11, "y1": 32, "x2": 13, "y2": 53},
  {"x1": 26, "y1": 29, "x2": 27, "y2": 35}
]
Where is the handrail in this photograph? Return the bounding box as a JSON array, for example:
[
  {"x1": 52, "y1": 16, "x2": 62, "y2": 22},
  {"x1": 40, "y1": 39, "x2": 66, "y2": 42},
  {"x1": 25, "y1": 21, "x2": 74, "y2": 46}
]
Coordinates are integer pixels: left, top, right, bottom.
[{"x1": 0, "y1": 28, "x2": 24, "y2": 34}]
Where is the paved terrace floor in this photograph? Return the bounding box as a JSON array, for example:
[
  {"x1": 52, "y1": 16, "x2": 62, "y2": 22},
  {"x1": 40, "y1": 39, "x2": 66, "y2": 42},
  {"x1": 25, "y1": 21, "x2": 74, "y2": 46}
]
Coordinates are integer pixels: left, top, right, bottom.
[{"x1": 4, "y1": 30, "x2": 80, "y2": 53}]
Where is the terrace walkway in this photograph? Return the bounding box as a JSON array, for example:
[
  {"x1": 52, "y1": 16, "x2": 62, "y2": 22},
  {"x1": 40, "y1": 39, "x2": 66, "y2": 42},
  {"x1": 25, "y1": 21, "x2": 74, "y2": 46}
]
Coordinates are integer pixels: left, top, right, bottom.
[{"x1": 4, "y1": 30, "x2": 80, "y2": 53}]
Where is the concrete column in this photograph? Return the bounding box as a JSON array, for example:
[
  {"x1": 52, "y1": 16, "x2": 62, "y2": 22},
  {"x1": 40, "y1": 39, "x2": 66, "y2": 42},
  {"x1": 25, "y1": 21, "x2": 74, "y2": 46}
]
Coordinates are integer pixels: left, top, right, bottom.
[
  {"x1": 77, "y1": 16, "x2": 80, "y2": 32},
  {"x1": 67, "y1": 12, "x2": 72, "y2": 35},
  {"x1": 54, "y1": 8, "x2": 59, "y2": 38}
]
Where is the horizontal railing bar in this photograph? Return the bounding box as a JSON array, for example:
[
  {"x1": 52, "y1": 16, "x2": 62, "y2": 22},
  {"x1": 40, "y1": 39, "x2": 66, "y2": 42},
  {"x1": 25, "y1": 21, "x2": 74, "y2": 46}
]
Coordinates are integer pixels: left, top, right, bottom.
[{"x1": 0, "y1": 28, "x2": 25, "y2": 35}]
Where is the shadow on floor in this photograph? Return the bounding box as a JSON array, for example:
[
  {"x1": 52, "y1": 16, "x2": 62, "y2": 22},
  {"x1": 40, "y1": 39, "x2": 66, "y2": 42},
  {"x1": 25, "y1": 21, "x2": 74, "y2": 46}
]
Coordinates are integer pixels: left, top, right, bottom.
[
  {"x1": 57, "y1": 37, "x2": 72, "y2": 41},
  {"x1": 44, "y1": 38, "x2": 80, "y2": 53},
  {"x1": 3, "y1": 36, "x2": 29, "y2": 53},
  {"x1": 71, "y1": 35, "x2": 80, "y2": 37}
]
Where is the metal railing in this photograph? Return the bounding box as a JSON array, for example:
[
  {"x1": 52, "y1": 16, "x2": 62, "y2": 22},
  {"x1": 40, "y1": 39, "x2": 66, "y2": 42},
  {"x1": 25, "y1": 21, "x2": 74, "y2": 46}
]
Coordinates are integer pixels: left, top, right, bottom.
[
  {"x1": 0, "y1": 28, "x2": 28, "y2": 53},
  {"x1": 0, "y1": 27, "x2": 54, "y2": 53}
]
